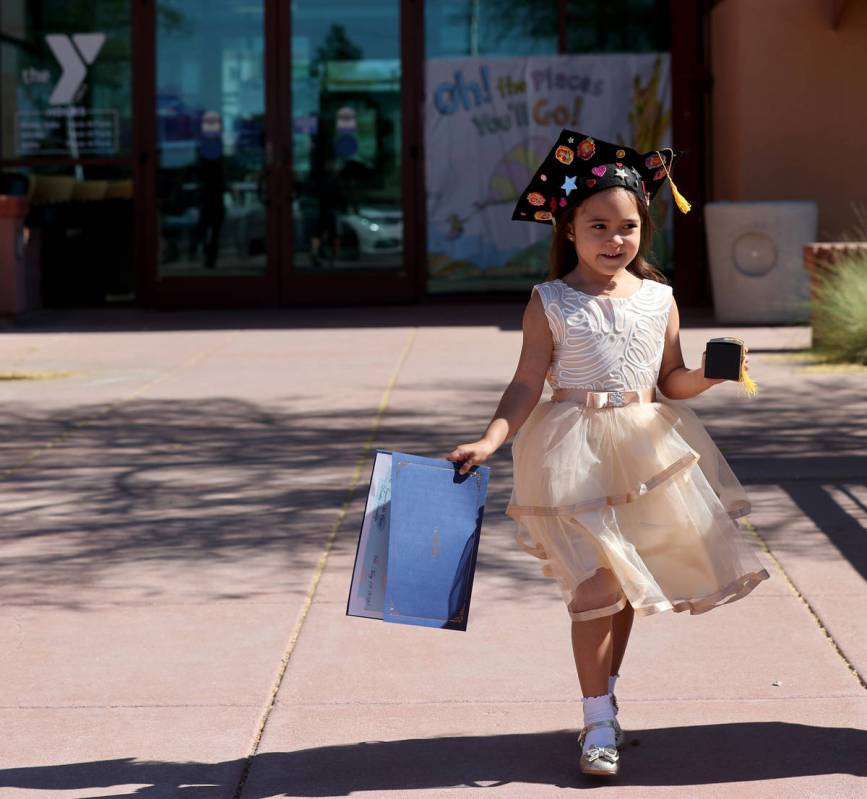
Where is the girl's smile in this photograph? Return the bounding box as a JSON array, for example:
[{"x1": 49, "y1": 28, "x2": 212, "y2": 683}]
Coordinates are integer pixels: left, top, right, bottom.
[{"x1": 566, "y1": 188, "x2": 642, "y2": 279}]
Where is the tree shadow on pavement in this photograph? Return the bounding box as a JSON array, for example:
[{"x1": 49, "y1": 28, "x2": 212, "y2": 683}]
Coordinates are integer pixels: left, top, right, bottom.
[
  {"x1": 0, "y1": 394, "x2": 528, "y2": 610},
  {"x1": 0, "y1": 365, "x2": 865, "y2": 608},
  {"x1": 0, "y1": 722, "x2": 863, "y2": 796}
]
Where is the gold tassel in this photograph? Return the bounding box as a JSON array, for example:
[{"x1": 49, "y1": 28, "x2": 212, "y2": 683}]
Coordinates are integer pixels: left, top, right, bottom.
[
  {"x1": 657, "y1": 149, "x2": 691, "y2": 214},
  {"x1": 740, "y1": 352, "x2": 759, "y2": 397},
  {"x1": 669, "y1": 176, "x2": 692, "y2": 214}
]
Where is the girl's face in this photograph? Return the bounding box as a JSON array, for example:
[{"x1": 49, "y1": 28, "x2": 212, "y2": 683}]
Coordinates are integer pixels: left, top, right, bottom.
[{"x1": 566, "y1": 188, "x2": 642, "y2": 278}]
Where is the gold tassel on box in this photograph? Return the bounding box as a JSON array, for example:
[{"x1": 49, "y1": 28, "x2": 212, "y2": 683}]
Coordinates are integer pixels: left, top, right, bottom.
[
  {"x1": 740, "y1": 358, "x2": 759, "y2": 398},
  {"x1": 657, "y1": 149, "x2": 691, "y2": 214}
]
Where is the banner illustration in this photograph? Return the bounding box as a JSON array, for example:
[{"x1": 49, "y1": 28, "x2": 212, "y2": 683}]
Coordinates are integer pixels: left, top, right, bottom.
[{"x1": 425, "y1": 54, "x2": 672, "y2": 293}]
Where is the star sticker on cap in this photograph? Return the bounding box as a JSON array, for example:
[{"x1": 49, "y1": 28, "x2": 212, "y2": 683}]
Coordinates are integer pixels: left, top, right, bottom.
[
  {"x1": 567, "y1": 137, "x2": 574, "y2": 144},
  {"x1": 561, "y1": 175, "x2": 577, "y2": 195},
  {"x1": 614, "y1": 167, "x2": 629, "y2": 179}
]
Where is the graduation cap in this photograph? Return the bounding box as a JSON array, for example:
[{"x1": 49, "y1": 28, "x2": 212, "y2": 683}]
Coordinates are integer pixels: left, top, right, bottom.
[{"x1": 512, "y1": 129, "x2": 691, "y2": 225}]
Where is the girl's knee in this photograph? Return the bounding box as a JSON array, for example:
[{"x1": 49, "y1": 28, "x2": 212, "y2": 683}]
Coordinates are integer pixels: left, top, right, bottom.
[{"x1": 568, "y1": 567, "x2": 623, "y2": 616}]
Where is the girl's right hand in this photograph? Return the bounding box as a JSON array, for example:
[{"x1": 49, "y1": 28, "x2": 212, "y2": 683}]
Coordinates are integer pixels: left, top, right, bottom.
[{"x1": 445, "y1": 439, "x2": 496, "y2": 475}]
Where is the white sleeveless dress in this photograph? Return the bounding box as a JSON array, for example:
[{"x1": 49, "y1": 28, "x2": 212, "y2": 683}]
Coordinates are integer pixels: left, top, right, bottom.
[{"x1": 506, "y1": 278, "x2": 770, "y2": 621}]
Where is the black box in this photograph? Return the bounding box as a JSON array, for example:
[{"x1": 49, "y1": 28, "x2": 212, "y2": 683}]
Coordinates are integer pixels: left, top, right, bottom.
[{"x1": 704, "y1": 337, "x2": 744, "y2": 381}]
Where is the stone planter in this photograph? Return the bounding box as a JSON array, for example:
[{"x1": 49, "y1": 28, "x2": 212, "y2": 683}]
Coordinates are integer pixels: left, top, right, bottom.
[{"x1": 704, "y1": 201, "x2": 818, "y2": 323}]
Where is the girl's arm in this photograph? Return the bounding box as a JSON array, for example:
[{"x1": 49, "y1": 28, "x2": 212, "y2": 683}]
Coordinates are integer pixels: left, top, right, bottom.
[
  {"x1": 446, "y1": 291, "x2": 552, "y2": 473},
  {"x1": 481, "y1": 290, "x2": 552, "y2": 447},
  {"x1": 657, "y1": 297, "x2": 723, "y2": 400}
]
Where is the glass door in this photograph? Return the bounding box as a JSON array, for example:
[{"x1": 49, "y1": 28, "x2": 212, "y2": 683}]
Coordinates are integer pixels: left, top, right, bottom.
[
  {"x1": 143, "y1": 0, "x2": 277, "y2": 305},
  {"x1": 141, "y1": 0, "x2": 420, "y2": 307},
  {"x1": 280, "y1": 0, "x2": 420, "y2": 304}
]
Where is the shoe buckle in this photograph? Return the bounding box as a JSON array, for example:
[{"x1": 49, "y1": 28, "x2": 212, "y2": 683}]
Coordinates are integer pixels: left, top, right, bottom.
[{"x1": 585, "y1": 745, "x2": 618, "y2": 763}]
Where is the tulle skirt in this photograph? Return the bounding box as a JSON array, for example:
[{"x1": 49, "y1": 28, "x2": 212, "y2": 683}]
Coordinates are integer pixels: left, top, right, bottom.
[{"x1": 506, "y1": 394, "x2": 770, "y2": 622}]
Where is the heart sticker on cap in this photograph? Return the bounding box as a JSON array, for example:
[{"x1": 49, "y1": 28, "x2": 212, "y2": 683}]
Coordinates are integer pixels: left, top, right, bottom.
[{"x1": 591, "y1": 165, "x2": 607, "y2": 177}]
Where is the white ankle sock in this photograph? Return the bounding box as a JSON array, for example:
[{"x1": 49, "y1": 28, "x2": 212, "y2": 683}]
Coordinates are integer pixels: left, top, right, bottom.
[{"x1": 581, "y1": 693, "x2": 616, "y2": 751}]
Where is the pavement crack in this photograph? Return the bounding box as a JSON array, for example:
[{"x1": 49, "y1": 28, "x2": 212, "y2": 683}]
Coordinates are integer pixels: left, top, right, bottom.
[
  {"x1": 743, "y1": 517, "x2": 867, "y2": 692},
  {"x1": 231, "y1": 328, "x2": 419, "y2": 799}
]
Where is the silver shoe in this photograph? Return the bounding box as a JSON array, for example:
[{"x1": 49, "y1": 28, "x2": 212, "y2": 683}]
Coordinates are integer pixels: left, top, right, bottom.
[{"x1": 578, "y1": 719, "x2": 620, "y2": 777}]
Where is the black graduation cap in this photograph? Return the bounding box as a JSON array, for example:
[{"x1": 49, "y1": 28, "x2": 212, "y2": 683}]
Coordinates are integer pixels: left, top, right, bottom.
[{"x1": 511, "y1": 129, "x2": 689, "y2": 225}]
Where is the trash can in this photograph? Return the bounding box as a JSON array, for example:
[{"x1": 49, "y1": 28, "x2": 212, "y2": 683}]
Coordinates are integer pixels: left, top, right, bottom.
[
  {"x1": 705, "y1": 201, "x2": 818, "y2": 324},
  {"x1": 0, "y1": 194, "x2": 33, "y2": 315}
]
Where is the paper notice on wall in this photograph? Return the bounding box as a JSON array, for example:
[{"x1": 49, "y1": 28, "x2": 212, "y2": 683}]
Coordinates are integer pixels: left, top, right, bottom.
[{"x1": 16, "y1": 108, "x2": 119, "y2": 156}]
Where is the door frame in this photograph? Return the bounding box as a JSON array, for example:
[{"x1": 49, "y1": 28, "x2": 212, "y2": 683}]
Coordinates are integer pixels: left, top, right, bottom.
[
  {"x1": 135, "y1": 0, "x2": 281, "y2": 307},
  {"x1": 134, "y1": 0, "x2": 422, "y2": 308},
  {"x1": 275, "y1": 0, "x2": 422, "y2": 306}
]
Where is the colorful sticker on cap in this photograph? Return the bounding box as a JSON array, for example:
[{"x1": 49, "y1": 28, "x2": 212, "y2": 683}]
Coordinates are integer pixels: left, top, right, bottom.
[
  {"x1": 527, "y1": 192, "x2": 546, "y2": 206},
  {"x1": 540, "y1": 174, "x2": 547, "y2": 182},
  {"x1": 555, "y1": 146, "x2": 574, "y2": 165},
  {"x1": 645, "y1": 154, "x2": 663, "y2": 169},
  {"x1": 591, "y1": 165, "x2": 607, "y2": 177},
  {"x1": 653, "y1": 168, "x2": 666, "y2": 181},
  {"x1": 577, "y1": 138, "x2": 596, "y2": 160},
  {"x1": 534, "y1": 210, "x2": 553, "y2": 221},
  {"x1": 616, "y1": 148, "x2": 626, "y2": 159},
  {"x1": 559, "y1": 197, "x2": 568, "y2": 207},
  {"x1": 585, "y1": 178, "x2": 597, "y2": 188}
]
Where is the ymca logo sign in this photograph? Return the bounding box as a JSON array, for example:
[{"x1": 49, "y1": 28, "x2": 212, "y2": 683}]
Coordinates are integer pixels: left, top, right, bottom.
[{"x1": 45, "y1": 33, "x2": 106, "y2": 105}]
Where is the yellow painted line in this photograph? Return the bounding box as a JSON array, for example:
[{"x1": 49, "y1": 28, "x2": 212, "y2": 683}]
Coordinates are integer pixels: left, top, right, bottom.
[
  {"x1": 0, "y1": 336, "x2": 234, "y2": 481},
  {"x1": 235, "y1": 328, "x2": 418, "y2": 794},
  {"x1": 743, "y1": 516, "x2": 866, "y2": 691},
  {"x1": 0, "y1": 371, "x2": 76, "y2": 380}
]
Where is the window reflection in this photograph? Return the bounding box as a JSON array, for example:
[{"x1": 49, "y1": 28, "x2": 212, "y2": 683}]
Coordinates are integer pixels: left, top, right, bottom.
[
  {"x1": 156, "y1": 0, "x2": 266, "y2": 276},
  {"x1": 564, "y1": 0, "x2": 670, "y2": 53},
  {"x1": 426, "y1": 1, "x2": 558, "y2": 58},
  {"x1": 292, "y1": 3, "x2": 402, "y2": 272}
]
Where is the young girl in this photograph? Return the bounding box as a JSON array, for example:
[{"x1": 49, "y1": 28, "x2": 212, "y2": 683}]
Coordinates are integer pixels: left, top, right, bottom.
[{"x1": 445, "y1": 130, "x2": 769, "y2": 778}]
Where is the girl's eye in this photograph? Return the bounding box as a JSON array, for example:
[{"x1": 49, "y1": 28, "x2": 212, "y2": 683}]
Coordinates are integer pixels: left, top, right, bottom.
[{"x1": 592, "y1": 224, "x2": 606, "y2": 230}]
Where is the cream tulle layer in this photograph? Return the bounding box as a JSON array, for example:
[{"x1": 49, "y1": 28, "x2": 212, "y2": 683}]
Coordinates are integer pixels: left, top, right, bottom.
[{"x1": 506, "y1": 396, "x2": 770, "y2": 622}]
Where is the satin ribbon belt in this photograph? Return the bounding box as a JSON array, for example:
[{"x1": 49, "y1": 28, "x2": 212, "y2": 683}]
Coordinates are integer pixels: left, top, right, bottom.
[{"x1": 551, "y1": 386, "x2": 656, "y2": 408}]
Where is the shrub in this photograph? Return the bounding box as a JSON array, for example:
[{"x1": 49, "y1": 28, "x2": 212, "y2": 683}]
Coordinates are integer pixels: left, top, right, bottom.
[{"x1": 811, "y1": 253, "x2": 867, "y2": 364}]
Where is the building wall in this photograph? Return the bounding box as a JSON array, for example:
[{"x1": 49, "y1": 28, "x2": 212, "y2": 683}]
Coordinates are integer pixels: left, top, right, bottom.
[{"x1": 710, "y1": 0, "x2": 867, "y2": 238}]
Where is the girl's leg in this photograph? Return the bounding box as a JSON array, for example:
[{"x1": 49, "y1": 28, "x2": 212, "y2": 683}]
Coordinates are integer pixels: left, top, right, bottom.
[
  {"x1": 572, "y1": 615, "x2": 618, "y2": 757},
  {"x1": 610, "y1": 602, "x2": 635, "y2": 677},
  {"x1": 569, "y1": 567, "x2": 620, "y2": 694},
  {"x1": 569, "y1": 569, "x2": 623, "y2": 765},
  {"x1": 570, "y1": 615, "x2": 613, "y2": 696}
]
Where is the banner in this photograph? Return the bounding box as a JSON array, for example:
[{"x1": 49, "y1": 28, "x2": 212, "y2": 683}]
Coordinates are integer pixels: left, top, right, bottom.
[{"x1": 425, "y1": 54, "x2": 672, "y2": 293}]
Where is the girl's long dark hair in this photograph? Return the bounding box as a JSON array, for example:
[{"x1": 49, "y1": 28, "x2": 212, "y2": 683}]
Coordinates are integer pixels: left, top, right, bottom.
[{"x1": 545, "y1": 189, "x2": 668, "y2": 285}]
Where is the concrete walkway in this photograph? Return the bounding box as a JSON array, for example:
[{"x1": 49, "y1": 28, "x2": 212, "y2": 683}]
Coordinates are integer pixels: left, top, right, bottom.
[{"x1": 0, "y1": 304, "x2": 864, "y2": 799}]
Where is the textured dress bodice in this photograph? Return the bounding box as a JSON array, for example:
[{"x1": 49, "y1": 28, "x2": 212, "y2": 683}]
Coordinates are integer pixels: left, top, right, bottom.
[{"x1": 532, "y1": 277, "x2": 673, "y2": 392}]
